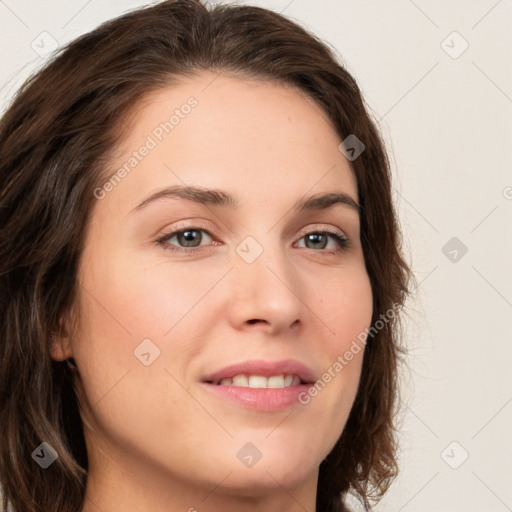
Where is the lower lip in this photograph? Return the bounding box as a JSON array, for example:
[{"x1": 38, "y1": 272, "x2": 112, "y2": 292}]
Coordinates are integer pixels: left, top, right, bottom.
[{"x1": 200, "y1": 382, "x2": 312, "y2": 411}]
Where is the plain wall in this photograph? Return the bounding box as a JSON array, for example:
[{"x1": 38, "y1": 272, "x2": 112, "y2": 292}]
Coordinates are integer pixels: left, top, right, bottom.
[{"x1": 1, "y1": 1, "x2": 511, "y2": 510}]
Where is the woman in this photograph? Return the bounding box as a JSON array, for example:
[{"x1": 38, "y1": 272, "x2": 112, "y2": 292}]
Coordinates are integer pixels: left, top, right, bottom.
[{"x1": 0, "y1": 1, "x2": 412, "y2": 511}]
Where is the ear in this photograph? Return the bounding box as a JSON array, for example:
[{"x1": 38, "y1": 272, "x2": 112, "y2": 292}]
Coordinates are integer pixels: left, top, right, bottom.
[{"x1": 49, "y1": 315, "x2": 74, "y2": 362}]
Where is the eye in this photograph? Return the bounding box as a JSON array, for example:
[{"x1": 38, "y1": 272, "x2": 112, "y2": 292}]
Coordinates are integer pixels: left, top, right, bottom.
[
  {"x1": 154, "y1": 225, "x2": 349, "y2": 254},
  {"x1": 155, "y1": 227, "x2": 215, "y2": 253},
  {"x1": 295, "y1": 229, "x2": 349, "y2": 253}
]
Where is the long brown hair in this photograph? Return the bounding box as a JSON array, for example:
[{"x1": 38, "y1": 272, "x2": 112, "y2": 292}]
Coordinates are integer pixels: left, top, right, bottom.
[{"x1": 0, "y1": 1, "x2": 412, "y2": 511}]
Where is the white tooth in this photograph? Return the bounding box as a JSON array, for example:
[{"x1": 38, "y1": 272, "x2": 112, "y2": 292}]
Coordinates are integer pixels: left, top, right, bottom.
[
  {"x1": 232, "y1": 374, "x2": 249, "y2": 387},
  {"x1": 284, "y1": 375, "x2": 294, "y2": 387},
  {"x1": 267, "y1": 375, "x2": 285, "y2": 388},
  {"x1": 221, "y1": 374, "x2": 300, "y2": 388},
  {"x1": 248, "y1": 375, "x2": 268, "y2": 388}
]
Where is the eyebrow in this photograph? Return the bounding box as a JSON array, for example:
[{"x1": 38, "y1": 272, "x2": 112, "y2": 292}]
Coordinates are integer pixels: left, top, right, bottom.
[{"x1": 129, "y1": 185, "x2": 360, "y2": 215}]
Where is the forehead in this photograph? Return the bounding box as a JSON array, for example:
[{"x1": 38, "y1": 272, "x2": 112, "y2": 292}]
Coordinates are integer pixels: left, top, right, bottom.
[
  {"x1": 121, "y1": 71, "x2": 341, "y2": 149},
  {"x1": 102, "y1": 71, "x2": 358, "y2": 216}
]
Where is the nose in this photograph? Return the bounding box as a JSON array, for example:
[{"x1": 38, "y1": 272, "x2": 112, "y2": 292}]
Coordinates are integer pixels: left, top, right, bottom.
[{"x1": 225, "y1": 242, "x2": 303, "y2": 335}]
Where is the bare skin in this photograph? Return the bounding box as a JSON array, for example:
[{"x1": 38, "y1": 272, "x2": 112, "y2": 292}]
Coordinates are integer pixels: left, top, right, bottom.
[{"x1": 52, "y1": 71, "x2": 373, "y2": 512}]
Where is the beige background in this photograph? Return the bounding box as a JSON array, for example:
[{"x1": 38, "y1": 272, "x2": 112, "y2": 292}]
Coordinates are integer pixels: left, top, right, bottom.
[{"x1": 1, "y1": 1, "x2": 511, "y2": 510}]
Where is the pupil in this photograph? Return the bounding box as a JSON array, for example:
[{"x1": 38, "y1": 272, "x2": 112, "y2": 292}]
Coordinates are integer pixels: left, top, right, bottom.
[
  {"x1": 180, "y1": 230, "x2": 201, "y2": 247},
  {"x1": 308, "y1": 233, "x2": 326, "y2": 249}
]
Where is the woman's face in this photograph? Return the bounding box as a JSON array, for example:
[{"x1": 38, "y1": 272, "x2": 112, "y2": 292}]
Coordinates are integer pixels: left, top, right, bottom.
[{"x1": 56, "y1": 72, "x2": 373, "y2": 508}]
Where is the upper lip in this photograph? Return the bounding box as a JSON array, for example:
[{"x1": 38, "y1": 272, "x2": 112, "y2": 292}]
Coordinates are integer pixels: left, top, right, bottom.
[{"x1": 201, "y1": 359, "x2": 317, "y2": 384}]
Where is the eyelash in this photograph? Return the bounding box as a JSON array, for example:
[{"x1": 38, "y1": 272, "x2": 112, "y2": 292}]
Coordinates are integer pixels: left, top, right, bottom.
[{"x1": 154, "y1": 225, "x2": 350, "y2": 255}]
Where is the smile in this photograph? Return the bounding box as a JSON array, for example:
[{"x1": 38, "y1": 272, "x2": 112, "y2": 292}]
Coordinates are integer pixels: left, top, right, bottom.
[{"x1": 212, "y1": 374, "x2": 304, "y2": 388}]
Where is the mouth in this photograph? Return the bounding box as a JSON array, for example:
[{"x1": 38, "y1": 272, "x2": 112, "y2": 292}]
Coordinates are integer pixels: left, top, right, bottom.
[
  {"x1": 200, "y1": 359, "x2": 316, "y2": 411},
  {"x1": 201, "y1": 358, "x2": 316, "y2": 387}
]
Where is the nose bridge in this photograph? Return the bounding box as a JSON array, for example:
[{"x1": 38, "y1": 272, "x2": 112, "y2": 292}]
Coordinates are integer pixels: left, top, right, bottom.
[
  {"x1": 227, "y1": 230, "x2": 303, "y2": 330},
  {"x1": 235, "y1": 228, "x2": 291, "y2": 286}
]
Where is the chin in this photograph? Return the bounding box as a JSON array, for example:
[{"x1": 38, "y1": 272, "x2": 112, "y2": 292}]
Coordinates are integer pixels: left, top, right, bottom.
[
  {"x1": 207, "y1": 442, "x2": 321, "y2": 492},
  {"x1": 212, "y1": 462, "x2": 316, "y2": 495}
]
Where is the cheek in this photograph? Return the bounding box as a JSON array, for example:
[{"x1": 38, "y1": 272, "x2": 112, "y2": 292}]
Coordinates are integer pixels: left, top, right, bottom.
[
  {"x1": 78, "y1": 247, "x2": 212, "y2": 342},
  {"x1": 317, "y1": 267, "x2": 373, "y2": 353},
  {"x1": 303, "y1": 266, "x2": 373, "y2": 410},
  {"x1": 72, "y1": 248, "x2": 221, "y2": 401},
  {"x1": 71, "y1": 258, "x2": 202, "y2": 446}
]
